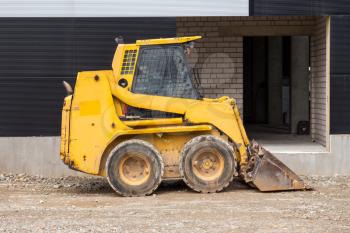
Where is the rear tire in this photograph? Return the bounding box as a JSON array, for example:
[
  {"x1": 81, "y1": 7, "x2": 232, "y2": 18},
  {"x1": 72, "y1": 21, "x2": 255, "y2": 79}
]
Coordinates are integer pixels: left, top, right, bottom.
[
  {"x1": 180, "y1": 135, "x2": 236, "y2": 193},
  {"x1": 106, "y1": 139, "x2": 164, "y2": 197}
]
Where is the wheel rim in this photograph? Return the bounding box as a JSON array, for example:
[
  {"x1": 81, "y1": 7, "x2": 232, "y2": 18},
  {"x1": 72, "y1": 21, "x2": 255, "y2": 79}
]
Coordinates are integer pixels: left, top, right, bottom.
[
  {"x1": 118, "y1": 153, "x2": 151, "y2": 186},
  {"x1": 191, "y1": 147, "x2": 224, "y2": 181}
]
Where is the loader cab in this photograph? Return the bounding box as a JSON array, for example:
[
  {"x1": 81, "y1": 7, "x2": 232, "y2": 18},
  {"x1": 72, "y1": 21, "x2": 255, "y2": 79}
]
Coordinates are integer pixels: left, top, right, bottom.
[
  {"x1": 112, "y1": 36, "x2": 202, "y2": 118},
  {"x1": 132, "y1": 44, "x2": 199, "y2": 99}
]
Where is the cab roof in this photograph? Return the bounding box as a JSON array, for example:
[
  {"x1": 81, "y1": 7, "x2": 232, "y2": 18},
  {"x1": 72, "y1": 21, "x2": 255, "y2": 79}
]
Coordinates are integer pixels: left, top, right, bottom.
[{"x1": 135, "y1": 36, "x2": 201, "y2": 46}]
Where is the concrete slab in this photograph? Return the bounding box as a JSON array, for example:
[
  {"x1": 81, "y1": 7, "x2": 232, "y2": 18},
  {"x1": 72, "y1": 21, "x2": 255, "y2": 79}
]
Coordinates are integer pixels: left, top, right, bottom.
[
  {"x1": 0, "y1": 137, "x2": 81, "y2": 177},
  {"x1": 0, "y1": 135, "x2": 349, "y2": 177},
  {"x1": 250, "y1": 133, "x2": 327, "y2": 153}
]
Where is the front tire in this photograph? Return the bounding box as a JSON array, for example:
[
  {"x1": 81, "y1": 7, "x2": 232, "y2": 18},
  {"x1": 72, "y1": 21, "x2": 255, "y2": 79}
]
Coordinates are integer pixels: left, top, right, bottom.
[
  {"x1": 106, "y1": 139, "x2": 164, "y2": 197},
  {"x1": 180, "y1": 135, "x2": 236, "y2": 193}
]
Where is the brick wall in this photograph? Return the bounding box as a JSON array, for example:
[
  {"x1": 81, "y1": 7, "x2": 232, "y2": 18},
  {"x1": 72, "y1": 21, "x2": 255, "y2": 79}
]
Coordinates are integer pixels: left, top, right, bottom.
[
  {"x1": 176, "y1": 17, "x2": 244, "y2": 111},
  {"x1": 310, "y1": 17, "x2": 328, "y2": 146}
]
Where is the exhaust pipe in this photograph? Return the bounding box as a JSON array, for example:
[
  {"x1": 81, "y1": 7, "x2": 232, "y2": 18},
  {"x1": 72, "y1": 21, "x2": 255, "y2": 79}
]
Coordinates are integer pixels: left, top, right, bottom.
[{"x1": 62, "y1": 81, "x2": 73, "y2": 96}]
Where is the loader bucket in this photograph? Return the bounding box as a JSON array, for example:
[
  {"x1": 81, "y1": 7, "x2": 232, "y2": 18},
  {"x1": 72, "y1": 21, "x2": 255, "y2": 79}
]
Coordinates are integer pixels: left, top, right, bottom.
[{"x1": 248, "y1": 142, "x2": 307, "y2": 191}]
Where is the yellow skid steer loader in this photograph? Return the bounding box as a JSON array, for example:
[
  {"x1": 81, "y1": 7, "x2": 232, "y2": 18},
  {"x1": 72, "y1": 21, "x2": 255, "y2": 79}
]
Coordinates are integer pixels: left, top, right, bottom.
[{"x1": 60, "y1": 36, "x2": 306, "y2": 196}]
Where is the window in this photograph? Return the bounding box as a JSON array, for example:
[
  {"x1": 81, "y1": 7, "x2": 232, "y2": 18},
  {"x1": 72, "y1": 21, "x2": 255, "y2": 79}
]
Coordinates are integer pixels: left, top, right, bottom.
[{"x1": 132, "y1": 45, "x2": 199, "y2": 99}]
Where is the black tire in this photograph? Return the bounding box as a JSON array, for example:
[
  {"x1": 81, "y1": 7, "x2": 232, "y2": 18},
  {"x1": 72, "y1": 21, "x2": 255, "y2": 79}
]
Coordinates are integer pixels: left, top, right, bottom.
[
  {"x1": 180, "y1": 135, "x2": 236, "y2": 193},
  {"x1": 106, "y1": 139, "x2": 164, "y2": 197}
]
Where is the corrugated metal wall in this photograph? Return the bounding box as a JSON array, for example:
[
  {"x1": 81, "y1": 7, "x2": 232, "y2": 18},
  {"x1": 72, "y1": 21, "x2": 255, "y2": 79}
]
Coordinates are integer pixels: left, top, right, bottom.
[
  {"x1": 251, "y1": 0, "x2": 350, "y2": 15},
  {"x1": 0, "y1": 18, "x2": 176, "y2": 136},
  {"x1": 330, "y1": 16, "x2": 350, "y2": 134}
]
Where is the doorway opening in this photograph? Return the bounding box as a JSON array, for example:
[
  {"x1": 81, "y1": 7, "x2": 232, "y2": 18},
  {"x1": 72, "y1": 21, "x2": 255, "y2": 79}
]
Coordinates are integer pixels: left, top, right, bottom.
[{"x1": 243, "y1": 36, "x2": 322, "y2": 151}]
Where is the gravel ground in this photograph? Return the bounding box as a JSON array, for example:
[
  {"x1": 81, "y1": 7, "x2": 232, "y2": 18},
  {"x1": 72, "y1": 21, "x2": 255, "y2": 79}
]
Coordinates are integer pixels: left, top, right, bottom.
[{"x1": 0, "y1": 174, "x2": 349, "y2": 233}]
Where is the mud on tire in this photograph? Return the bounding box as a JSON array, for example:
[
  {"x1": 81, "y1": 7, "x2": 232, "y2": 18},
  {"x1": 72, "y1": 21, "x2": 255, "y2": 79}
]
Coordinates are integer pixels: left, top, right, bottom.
[
  {"x1": 180, "y1": 135, "x2": 236, "y2": 193},
  {"x1": 106, "y1": 139, "x2": 164, "y2": 197}
]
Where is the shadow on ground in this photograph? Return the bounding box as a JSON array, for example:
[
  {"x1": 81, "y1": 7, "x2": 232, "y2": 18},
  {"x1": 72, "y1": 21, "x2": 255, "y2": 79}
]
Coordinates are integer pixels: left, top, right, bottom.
[{"x1": 55, "y1": 177, "x2": 253, "y2": 196}]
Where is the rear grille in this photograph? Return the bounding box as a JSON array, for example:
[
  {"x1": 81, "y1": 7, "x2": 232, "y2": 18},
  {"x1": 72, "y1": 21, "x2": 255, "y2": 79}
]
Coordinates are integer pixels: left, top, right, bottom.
[{"x1": 121, "y1": 49, "x2": 137, "y2": 75}]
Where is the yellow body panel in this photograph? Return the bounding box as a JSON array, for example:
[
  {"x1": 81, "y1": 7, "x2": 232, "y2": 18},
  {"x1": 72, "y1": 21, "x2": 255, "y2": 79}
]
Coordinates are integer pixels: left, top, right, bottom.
[
  {"x1": 60, "y1": 95, "x2": 72, "y2": 164},
  {"x1": 112, "y1": 44, "x2": 139, "y2": 90},
  {"x1": 136, "y1": 36, "x2": 201, "y2": 45},
  {"x1": 67, "y1": 71, "x2": 129, "y2": 173}
]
